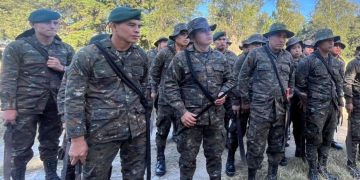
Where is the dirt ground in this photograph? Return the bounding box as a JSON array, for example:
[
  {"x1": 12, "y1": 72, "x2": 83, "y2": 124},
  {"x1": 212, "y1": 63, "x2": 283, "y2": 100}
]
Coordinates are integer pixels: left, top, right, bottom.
[{"x1": 0, "y1": 110, "x2": 354, "y2": 180}]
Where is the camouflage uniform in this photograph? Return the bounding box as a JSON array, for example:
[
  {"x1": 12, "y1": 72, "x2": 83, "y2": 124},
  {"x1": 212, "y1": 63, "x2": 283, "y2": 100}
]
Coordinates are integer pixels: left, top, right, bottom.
[
  {"x1": 344, "y1": 54, "x2": 360, "y2": 178},
  {"x1": 163, "y1": 17, "x2": 235, "y2": 180},
  {"x1": 302, "y1": 39, "x2": 315, "y2": 57},
  {"x1": 296, "y1": 29, "x2": 343, "y2": 180},
  {"x1": 0, "y1": 31, "x2": 74, "y2": 179},
  {"x1": 65, "y1": 36, "x2": 149, "y2": 179},
  {"x1": 146, "y1": 48, "x2": 158, "y2": 107}
]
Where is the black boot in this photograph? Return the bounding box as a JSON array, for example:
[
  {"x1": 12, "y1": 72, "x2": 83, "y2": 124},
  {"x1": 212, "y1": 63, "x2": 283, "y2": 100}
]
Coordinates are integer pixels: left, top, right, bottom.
[
  {"x1": 347, "y1": 160, "x2": 360, "y2": 179},
  {"x1": 308, "y1": 160, "x2": 320, "y2": 180},
  {"x1": 11, "y1": 166, "x2": 26, "y2": 180},
  {"x1": 225, "y1": 145, "x2": 236, "y2": 176},
  {"x1": 155, "y1": 146, "x2": 166, "y2": 176},
  {"x1": 172, "y1": 131, "x2": 179, "y2": 143},
  {"x1": 43, "y1": 160, "x2": 61, "y2": 180},
  {"x1": 331, "y1": 141, "x2": 343, "y2": 150},
  {"x1": 318, "y1": 156, "x2": 337, "y2": 180},
  {"x1": 248, "y1": 168, "x2": 257, "y2": 180},
  {"x1": 295, "y1": 148, "x2": 301, "y2": 157},
  {"x1": 279, "y1": 156, "x2": 288, "y2": 166},
  {"x1": 267, "y1": 164, "x2": 278, "y2": 180}
]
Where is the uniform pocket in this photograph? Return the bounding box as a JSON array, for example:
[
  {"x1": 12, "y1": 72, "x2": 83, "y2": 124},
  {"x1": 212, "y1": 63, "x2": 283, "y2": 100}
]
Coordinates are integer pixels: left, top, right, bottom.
[{"x1": 91, "y1": 109, "x2": 119, "y2": 121}]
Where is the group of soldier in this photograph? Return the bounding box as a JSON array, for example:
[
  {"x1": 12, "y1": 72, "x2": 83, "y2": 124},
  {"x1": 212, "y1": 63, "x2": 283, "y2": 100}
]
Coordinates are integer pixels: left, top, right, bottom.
[{"x1": 1, "y1": 6, "x2": 360, "y2": 180}]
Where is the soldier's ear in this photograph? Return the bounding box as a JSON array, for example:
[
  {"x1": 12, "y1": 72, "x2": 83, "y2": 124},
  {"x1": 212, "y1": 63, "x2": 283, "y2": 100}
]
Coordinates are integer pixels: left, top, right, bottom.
[{"x1": 30, "y1": 22, "x2": 36, "y2": 28}]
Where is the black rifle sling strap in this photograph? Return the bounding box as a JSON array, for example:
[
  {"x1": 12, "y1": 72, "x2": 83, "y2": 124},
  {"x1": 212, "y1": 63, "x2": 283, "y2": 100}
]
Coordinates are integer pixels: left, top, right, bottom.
[
  {"x1": 263, "y1": 46, "x2": 289, "y2": 105},
  {"x1": 94, "y1": 42, "x2": 151, "y2": 180},
  {"x1": 184, "y1": 49, "x2": 215, "y2": 102},
  {"x1": 23, "y1": 37, "x2": 49, "y2": 59}
]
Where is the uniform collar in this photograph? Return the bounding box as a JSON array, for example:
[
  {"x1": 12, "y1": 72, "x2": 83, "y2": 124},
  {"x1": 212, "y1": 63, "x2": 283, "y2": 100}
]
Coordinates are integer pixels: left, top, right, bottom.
[
  {"x1": 186, "y1": 44, "x2": 213, "y2": 53},
  {"x1": 31, "y1": 34, "x2": 61, "y2": 45},
  {"x1": 101, "y1": 36, "x2": 137, "y2": 54}
]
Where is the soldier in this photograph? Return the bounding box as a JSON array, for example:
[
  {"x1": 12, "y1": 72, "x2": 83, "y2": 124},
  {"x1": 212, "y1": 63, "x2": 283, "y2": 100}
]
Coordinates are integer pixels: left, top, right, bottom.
[
  {"x1": 238, "y1": 23, "x2": 295, "y2": 180},
  {"x1": 168, "y1": 38, "x2": 175, "y2": 45},
  {"x1": 227, "y1": 33, "x2": 266, "y2": 176},
  {"x1": 0, "y1": 9, "x2": 75, "y2": 180},
  {"x1": 226, "y1": 38, "x2": 232, "y2": 50},
  {"x1": 303, "y1": 39, "x2": 315, "y2": 57},
  {"x1": 213, "y1": 31, "x2": 238, "y2": 149},
  {"x1": 64, "y1": 7, "x2": 150, "y2": 179},
  {"x1": 281, "y1": 37, "x2": 304, "y2": 166},
  {"x1": 296, "y1": 28, "x2": 344, "y2": 180},
  {"x1": 239, "y1": 40, "x2": 250, "y2": 54},
  {"x1": 163, "y1": 17, "x2": 235, "y2": 180},
  {"x1": 344, "y1": 44, "x2": 360, "y2": 179},
  {"x1": 147, "y1": 36, "x2": 168, "y2": 67},
  {"x1": 57, "y1": 34, "x2": 109, "y2": 180},
  {"x1": 150, "y1": 23, "x2": 189, "y2": 176}
]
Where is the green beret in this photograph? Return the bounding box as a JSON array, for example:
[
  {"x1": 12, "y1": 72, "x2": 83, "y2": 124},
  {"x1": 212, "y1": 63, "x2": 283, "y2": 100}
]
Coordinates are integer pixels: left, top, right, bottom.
[
  {"x1": 213, "y1": 31, "x2": 226, "y2": 41},
  {"x1": 108, "y1": 7, "x2": 142, "y2": 23},
  {"x1": 88, "y1": 34, "x2": 109, "y2": 45},
  {"x1": 28, "y1": 9, "x2": 61, "y2": 22}
]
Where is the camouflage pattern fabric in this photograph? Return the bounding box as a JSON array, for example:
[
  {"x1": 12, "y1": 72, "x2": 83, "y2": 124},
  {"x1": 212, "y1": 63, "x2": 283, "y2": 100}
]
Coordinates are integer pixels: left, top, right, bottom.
[
  {"x1": 155, "y1": 105, "x2": 177, "y2": 148},
  {"x1": 233, "y1": 52, "x2": 249, "y2": 106},
  {"x1": 163, "y1": 44, "x2": 235, "y2": 179},
  {"x1": 146, "y1": 48, "x2": 158, "y2": 107},
  {"x1": 296, "y1": 51, "x2": 344, "y2": 162},
  {"x1": 238, "y1": 45, "x2": 295, "y2": 168}
]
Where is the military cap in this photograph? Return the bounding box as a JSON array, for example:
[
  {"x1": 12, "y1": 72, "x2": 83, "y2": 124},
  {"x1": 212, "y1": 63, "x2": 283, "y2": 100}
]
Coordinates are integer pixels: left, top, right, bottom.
[
  {"x1": 88, "y1": 34, "x2": 109, "y2": 45},
  {"x1": 108, "y1": 7, "x2": 142, "y2": 23},
  {"x1": 28, "y1": 9, "x2": 61, "y2": 22},
  {"x1": 167, "y1": 38, "x2": 175, "y2": 45},
  {"x1": 169, "y1": 23, "x2": 188, "y2": 41},
  {"x1": 154, "y1": 36, "x2": 168, "y2": 47},
  {"x1": 187, "y1": 17, "x2": 216, "y2": 37},
  {"x1": 286, "y1": 37, "x2": 303, "y2": 51},
  {"x1": 239, "y1": 40, "x2": 249, "y2": 50},
  {"x1": 213, "y1": 31, "x2": 226, "y2": 41},
  {"x1": 314, "y1": 28, "x2": 340, "y2": 47},
  {"x1": 247, "y1": 34, "x2": 267, "y2": 44},
  {"x1": 334, "y1": 39, "x2": 346, "y2": 49},
  {"x1": 226, "y1": 38, "x2": 232, "y2": 45},
  {"x1": 357, "y1": 45, "x2": 360, "y2": 51},
  {"x1": 303, "y1": 39, "x2": 314, "y2": 47},
  {"x1": 263, "y1": 23, "x2": 294, "y2": 38}
]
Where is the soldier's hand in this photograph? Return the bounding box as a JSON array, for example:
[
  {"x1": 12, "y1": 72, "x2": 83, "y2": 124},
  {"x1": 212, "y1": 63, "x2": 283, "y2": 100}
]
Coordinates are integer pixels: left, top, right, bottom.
[
  {"x1": 346, "y1": 103, "x2": 353, "y2": 114},
  {"x1": 2, "y1": 110, "x2": 18, "y2": 126},
  {"x1": 151, "y1": 92, "x2": 157, "y2": 100},
  {"x1": 232, "y1": 105, "x2": 240, "y2": 115},
  {"x1": 181, "y1": 111, "x2": 197, "y2": 127},
  {"x1": 299, "y1": 92, "x2": 307, "y2": 104},
  {"x1": 69, "y1": 136, "x2": 88, "y2": 166},
  {"x1": 47, "y1": 56, "x2": 64, "y2": 72},
  {"x1": 241, "y1": 104, "x2": 250, "y2": 113},
  {"x1": 214, "y1": 92, "x2": 226, "y2": 105}
]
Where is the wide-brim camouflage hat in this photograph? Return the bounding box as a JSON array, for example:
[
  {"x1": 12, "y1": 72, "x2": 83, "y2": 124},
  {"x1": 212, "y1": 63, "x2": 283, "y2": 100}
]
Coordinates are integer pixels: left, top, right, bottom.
[
  {"x1": 247, "y1": 33, "x2": 267, "y2": 44},
  {"x1": 263, "y1": 23, "x2": 294, "y2": 38},
  {"x1": 303, "y1": 39, "x2": 314, "y2": 47},
  {"x1": 334, "y1": 40, "x2": 346, "y2": 49},
  {"x1": 286, "y1": 37, "x2": 303, "y2": 51},
  {"x1": 169, "y1": 23, "x2": 188, "y2": 41},
  {"x1": 154, "y1": 36, "x2": 168, "y2": 47},
  {"x1": 314, "y1": 28, "x2": 340, "y2": 47},
  {"x1": 187, "y1": 17, "x2": 216, "y2": 38},
  {"x1": 226, "y1": 38, "x2": 232, "y2": 45},
  {"x1": 239, "y1": 40, "x2": 249, "y2": 50}
]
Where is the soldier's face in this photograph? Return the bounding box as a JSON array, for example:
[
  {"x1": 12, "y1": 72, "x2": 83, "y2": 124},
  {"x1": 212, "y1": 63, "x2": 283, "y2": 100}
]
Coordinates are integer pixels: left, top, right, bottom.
[
  {"x1": 332, "y1": 44, "x2": 342, "y2": 56},
  {"x1": 30, "y1": 20, "x2": 59, "y2": 37},
  {"x1": 242, "y1": 47, "x2": 249, "y2": 53},
  {"x1": 269, "y1": 32, "x2": 287, "y2": 50},
  {"x1": 193, "y1": 28, "x2": 213, "y2": 45},
  {"x1": 318, "y1": 38, "x2": 334, "y2": 52},
  {"x1": 158, "y1": 41, "x2": 168, "y2": 50},
  {"x1": 214, "y1": 36, "x2": 226, "y2": 51},
  {"x1": 304, "y1": 46, "x2": 314, "y2": 54},
  {"x1": 248, "y1": 42, "x2": 262, "y2": 50},
  {"x1": 289, "y1": 43, "x2": 302, "y2": 59},
  {"x1": 175, "y1": 31, "x2": 189, "y2": 46},
  {"x1": 111, "y1": 20, "x2": 141, "y2": 44}
]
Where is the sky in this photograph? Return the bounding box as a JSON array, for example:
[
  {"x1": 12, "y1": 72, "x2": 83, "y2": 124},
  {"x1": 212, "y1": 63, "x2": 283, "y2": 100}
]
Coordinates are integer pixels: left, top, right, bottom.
[{"x1": 198, "y1": 0, "x2": 360, "y2": 21}]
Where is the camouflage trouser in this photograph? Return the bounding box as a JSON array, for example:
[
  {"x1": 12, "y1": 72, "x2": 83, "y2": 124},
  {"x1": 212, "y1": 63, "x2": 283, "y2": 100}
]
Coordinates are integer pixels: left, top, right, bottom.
[
  {"x1": 347, "y1": 96, "x2": 360, "y2": 162},
  {"x1": 246, "y1": 102, "x2": 285, "y2": 169},
  {"x1": 224, "y1": 96, "x2": 234, "y2": 134},
  {"x1": 305, "y1": 101, "x2": 337, "y2": 162},
  {"x1": 229, "y1": 111, "x2": 250, "y2": 151},
  {"x1": 177, "y1": 120, "x2": 226, "y2": 180},
  {"x1": 11, "y1": 97, "x2": 62, "y2": 169},
  {"x1": 155, "y1": 105, "x2": 177, "y2": 148},
  {"x1": 290, "y1": 97, "x2": 303, "y2": 148},
  {"x1": 60, "y1": 134, "x2": 75, "y2": 180},
  {"x1": 83, "y1": 133, "x2": 146, "y2": 180}
]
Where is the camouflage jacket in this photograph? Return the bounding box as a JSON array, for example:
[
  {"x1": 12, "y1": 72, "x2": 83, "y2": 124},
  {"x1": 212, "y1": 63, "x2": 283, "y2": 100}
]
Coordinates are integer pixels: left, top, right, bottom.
[
  {"x1": 64, "y1": 37, "x2": 149, "y2": 142},
  {"x1": 238, "y1": 45, "x2": 295, "y2": 106},
  {"x1": 232, "y1": 52, "x2": 248, "y2": 105},
  {"x1": 150, "y1": 43, "x2": 177, "y2": 104},
  {"x1": 335, "y1": 55, "x2": 345, "y2": 80},
  {"x1": 146, "y1": 48, "x2": 158, "y2": 90},
  {"x1": 223, "y1": 50, "x2": 237, "y2": 74},
  {"x1": 296, "y1": 51, "x2": 344, "y2": 107},
  {"x1": 344, "y1": 55, "x2": 360, "y2": 104},
  {"x1": 0, "y1": 34, "x2": 74, "y2": 114},
  {"x1": 57, "y1": 70, "x2": 67, "y2": 122},
  {"x1": 164, "y1": 45, "x2": 235, "y2": 125}
]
